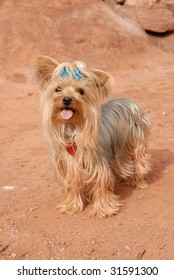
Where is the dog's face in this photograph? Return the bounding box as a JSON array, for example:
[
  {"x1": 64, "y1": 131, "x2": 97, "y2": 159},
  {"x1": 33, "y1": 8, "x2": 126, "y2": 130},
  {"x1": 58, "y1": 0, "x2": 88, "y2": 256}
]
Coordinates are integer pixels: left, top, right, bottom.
[
  {"x1": 46, "y1": 64, "x2": 101, "y2": 128},
  {"x1": 34, "y1": 56, "x2": 113, "y2": 143},
  {"x1": 51, "y1": 78, "x2": 86, "y2": 128}
]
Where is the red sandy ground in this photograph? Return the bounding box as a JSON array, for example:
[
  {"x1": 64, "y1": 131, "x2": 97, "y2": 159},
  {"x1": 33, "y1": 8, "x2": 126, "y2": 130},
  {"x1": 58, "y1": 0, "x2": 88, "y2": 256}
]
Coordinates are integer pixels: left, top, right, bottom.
[{"x1": 0, "y1": 0, "x2": 174, "y2": 260}]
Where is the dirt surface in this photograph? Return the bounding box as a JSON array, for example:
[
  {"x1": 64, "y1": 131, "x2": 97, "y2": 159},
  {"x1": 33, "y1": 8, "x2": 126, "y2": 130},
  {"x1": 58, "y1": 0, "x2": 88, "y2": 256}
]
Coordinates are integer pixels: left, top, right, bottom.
[{"x1": 0, "y1": 0, "x2": 174, "y2": 260}]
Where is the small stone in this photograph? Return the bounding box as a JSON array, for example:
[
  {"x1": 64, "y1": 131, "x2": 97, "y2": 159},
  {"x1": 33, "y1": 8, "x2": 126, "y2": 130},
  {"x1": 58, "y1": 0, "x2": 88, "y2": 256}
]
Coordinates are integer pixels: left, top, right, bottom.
[
  {"x1": 28, "y1": 92, "x2": 34, "y2": 96},
  {"x1": 1, "y1": 186, "x2": 15, "y2": 191},
  {"x1": 124, "y1": 245, "x2": 131, "y2": 251},
  {"x1": 89, "y1": 256, "x2": 97, "y2": 260},
  {"x1": 159, "y1": 244, "x2": 165, "y2": 249},
  {"x1": 28, "y1": 207, "x2": 37, "y2": 212},
  {"x1": 116, "y1": 0, "x2": 126, "y2": 4},
  {"x1": 11, "y1": 253, "x2": 17, "y2": 258},
  {"x1": 125, "y1": 0, "x2": 158, "y2": 7}
]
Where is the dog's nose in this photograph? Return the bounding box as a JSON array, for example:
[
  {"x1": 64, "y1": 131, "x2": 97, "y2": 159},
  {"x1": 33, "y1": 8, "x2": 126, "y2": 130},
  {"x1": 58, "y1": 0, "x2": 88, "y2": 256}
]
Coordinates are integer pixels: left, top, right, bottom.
[{"x1": 62, "y1": 97, "x2": 73, "y2": 106}]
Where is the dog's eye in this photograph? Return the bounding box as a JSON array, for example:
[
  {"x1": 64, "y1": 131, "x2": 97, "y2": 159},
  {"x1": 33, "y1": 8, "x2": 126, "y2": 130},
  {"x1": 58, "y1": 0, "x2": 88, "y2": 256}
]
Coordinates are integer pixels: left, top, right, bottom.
[
  {"x1": 55, "y1": 86, "x2": 62, "y2": 93},
  {"x1": 76, "y1": 88, "x2": 85, "y2": 95}
]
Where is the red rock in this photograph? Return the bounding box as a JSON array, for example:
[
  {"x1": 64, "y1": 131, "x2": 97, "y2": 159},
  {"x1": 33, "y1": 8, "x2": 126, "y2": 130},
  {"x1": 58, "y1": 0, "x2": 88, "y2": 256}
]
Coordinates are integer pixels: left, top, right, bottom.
[
  {"x1": 125, "y1": 0, "x2": 158, "y2": 7},
  {"x1": 116, "y1": 0, "x2": 125, "y2": 4},
  {"x1": 136, "y1": 6, "x2": 174, "y2": 33},
  {"x1": 118, "y1": 0, "x2": 174, "y2": 33}
]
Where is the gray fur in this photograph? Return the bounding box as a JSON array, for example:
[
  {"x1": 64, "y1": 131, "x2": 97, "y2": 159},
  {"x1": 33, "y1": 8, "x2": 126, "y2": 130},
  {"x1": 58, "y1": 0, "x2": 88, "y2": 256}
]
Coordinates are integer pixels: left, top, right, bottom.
[{"x1": 99, "y1": 98, "x2": 149, "y2": 179}]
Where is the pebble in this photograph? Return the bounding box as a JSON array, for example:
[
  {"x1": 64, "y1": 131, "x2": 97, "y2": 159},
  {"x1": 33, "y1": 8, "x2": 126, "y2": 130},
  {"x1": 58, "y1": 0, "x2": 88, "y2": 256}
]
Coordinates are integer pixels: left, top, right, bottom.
[
  {"x1": 1, "y1": 186, "x2": 15, "y2": 191},
  {"x1": 159, "y1": 244, "x2": 165, "y2": 249},
  {"x1": 124, "y1": 245, "x2": 131, "y2": 251},
  {"x1": 29, "y1": 207, "x2": 37, "y2": 212},
  {"x1": 11, "y1": 253, "x2": 17, "y2": 258}
]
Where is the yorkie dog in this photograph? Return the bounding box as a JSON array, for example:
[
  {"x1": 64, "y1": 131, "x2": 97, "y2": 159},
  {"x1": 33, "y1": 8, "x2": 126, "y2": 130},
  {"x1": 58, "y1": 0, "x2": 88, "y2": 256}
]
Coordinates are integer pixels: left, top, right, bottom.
[{"x1": 34, "y1": 56, "x2": 151, "y2": 218}]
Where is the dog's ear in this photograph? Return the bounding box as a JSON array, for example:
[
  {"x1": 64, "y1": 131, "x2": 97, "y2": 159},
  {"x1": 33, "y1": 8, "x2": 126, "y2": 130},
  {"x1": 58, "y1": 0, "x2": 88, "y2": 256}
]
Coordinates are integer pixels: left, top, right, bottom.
[
  {"x1": 90, "y1": 69, "x2": 113, "y2": 98},
  {"x1": 33, "y1": 56, "x2": 58, "y2": 90}
]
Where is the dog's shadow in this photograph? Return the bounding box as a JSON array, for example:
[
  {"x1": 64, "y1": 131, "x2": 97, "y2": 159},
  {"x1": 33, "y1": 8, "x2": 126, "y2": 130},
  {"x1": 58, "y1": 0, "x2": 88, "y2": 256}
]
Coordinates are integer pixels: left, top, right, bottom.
[{"x1": 115, "y1": 148, "x2": 174, "y2": 200}]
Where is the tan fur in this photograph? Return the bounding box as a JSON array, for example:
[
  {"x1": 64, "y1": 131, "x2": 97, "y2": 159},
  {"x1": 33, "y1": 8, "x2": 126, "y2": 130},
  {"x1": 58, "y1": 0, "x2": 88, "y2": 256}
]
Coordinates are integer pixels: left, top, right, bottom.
[{"x1": 33, "y1": 56, "x2": 151, "y2": 218}]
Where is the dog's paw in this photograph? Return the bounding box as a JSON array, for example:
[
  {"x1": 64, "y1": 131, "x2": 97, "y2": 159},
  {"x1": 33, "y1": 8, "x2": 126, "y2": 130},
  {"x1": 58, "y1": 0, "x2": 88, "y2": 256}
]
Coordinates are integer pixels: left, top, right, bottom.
[
  {"x1": 128, "y1": 179, "x2": 149, "y2": 189},
  {"x1": 89, "y1": 195, "x2": 121, "y2": 218},
  {"x1": 57, "y1": 196, "x2": 84, "y2": 216}
]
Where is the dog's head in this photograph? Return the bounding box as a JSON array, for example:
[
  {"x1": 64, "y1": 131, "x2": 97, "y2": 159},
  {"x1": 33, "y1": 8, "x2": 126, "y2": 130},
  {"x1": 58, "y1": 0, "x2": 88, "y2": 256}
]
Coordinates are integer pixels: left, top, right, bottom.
[{"x1": 33, "y1": 56, "x2": 113, "y2": 146}]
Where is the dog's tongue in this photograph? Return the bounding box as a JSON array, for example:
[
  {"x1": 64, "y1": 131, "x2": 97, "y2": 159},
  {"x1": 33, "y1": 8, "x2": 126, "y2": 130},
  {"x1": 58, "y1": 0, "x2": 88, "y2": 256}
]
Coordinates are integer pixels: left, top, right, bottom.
[{"x1": 61, "y1": 109, "x2": 74, "y2": 120}]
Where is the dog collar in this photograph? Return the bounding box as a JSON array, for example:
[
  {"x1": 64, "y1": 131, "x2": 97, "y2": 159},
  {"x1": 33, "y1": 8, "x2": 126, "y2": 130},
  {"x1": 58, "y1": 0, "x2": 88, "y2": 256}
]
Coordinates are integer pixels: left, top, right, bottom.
[
  {"x1": 59, "y1": 67, "x2": 83, "y2": 80},
  {"x1": 66, "y1": 142, "x2": 77, "y2": 156}
]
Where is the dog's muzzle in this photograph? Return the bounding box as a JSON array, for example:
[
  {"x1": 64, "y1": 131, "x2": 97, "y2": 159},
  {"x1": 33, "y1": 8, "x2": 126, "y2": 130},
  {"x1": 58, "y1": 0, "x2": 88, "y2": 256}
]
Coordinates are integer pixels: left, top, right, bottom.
[{"x1": 63, "y1": 97, "x2": 73, "y2": 106}]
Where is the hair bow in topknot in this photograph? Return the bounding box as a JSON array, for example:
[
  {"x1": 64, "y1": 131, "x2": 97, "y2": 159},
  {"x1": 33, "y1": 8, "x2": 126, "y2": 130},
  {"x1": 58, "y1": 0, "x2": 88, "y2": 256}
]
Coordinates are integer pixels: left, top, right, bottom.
[{"x1": 59, "y1": 67, "x2": 83, "y2": 81}]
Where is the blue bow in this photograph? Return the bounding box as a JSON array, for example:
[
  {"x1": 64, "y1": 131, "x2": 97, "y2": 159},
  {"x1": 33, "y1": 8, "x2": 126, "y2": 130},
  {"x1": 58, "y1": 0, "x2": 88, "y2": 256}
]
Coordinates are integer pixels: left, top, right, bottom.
[
  {"x1": 59, "y1": 67, "x2": 83, "y2": 80},
  {"x1": 72, "y1": 67, "x2": 83, "y2": 80}
]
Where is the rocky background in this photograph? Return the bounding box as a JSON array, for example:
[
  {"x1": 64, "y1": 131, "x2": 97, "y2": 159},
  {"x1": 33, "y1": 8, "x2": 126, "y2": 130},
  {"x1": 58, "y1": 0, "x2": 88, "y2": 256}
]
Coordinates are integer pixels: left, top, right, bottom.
[{"x1": 0, "y1": 0, "x2": 174, "y2": 259}]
